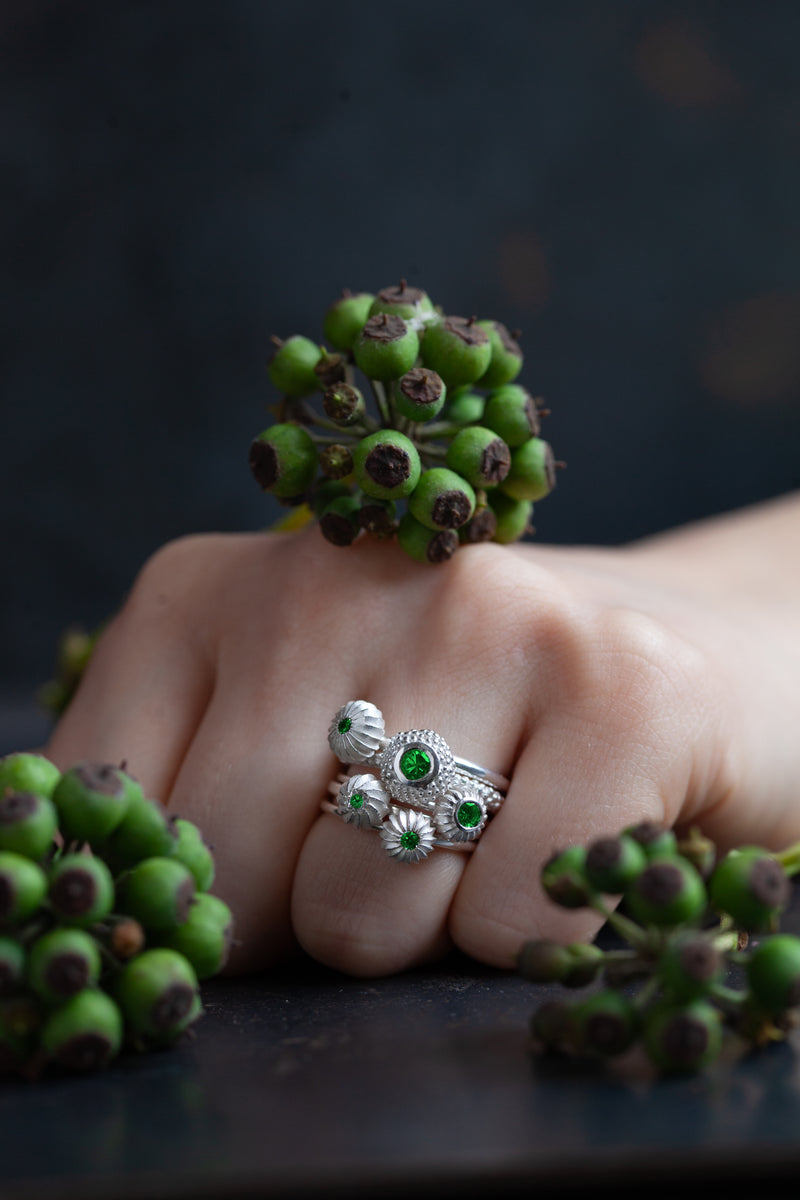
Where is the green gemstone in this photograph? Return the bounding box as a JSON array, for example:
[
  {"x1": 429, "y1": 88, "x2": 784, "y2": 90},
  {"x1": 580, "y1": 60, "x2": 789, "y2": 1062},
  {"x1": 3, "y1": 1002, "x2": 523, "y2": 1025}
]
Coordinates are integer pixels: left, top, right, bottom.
[
  {"x1": 400, "y1": 830, "x2": 420, "y2": 850},
  {"x1": 399, "y1": 747, "x2": 432, "y2": 781},
  {"x1": 349, "y1": 792, "x2": 365, "y2": 809},
  {"x1": 456, "y1": 801, "x2": 482, "y2": 829},
  {"x1": 338, "y1": 717, "x2": 352, "y2": 734}
]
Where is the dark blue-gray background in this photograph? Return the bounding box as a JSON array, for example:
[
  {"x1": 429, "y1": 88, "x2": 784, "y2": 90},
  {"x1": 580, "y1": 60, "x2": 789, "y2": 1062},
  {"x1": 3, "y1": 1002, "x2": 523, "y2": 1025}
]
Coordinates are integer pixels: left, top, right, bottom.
[{"x1": 2, "y1": 0, "x2": 799, "y2": 704}]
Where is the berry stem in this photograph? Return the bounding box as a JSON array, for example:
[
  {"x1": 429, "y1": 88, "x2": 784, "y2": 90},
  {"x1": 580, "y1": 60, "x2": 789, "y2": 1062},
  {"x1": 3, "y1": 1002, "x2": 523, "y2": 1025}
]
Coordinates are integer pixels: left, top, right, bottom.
[
  {"x1": 775, "y1": 839, "x2": 800, "y2": 877},
  {"x1": 369, "y1": 379, "x2": 392, "y2": 427},
  {"x1": 417, "y1": 421, "x2": 467, "y2": 441},
  {"x1": 708, "y1": 982, "x2": 748, "y2": 1010},
  {"x1": 307, "y1": 431, "x2": 357, "y2": 447},
  {"x1": 590, "y1": 898, "x2": 651, "y2": 952}
]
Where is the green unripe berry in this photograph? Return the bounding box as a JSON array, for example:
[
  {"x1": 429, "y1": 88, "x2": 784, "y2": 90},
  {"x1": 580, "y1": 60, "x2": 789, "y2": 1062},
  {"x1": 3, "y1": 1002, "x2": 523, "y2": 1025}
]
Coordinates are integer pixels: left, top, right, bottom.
[
  {"x1": 267, "y1": 335, "x2": 322, "y2": 397},
  {"x1": 420, "y1": 316, "x2": 492, "y2": 388},
  {"x1": 624, "y1": 855, "x2": 707, "y2": 927},
  {"x1": 623, "y1": 821, "x2": 679, "y2": 859},
  {"x1": 395, "y1": 367, "x2": 446, "y2": 422},
  {"x1": 746, "y1": 934, "x2": 800, "y2": 1015},
  {"x1": 483, "y1": 385, "x2": 541, "y2": 447},
  {"x1": 517, "y1": 939, "x2": 573, "y2": 983},
  {"x1": 158, "y1": 893, "x2": 233, "y2": 979},
  {"x1": 115, "y1": 947, "x2": 199, "y2": 1038},
  {"x1": 541, "y1": 845, "x2": 593, "y2": 909},
  {"x1": 487, "y1": 490, "x2": 533, "y2": 544},
  {"x1": 353, "y1": 430, "x2": 421, "y2": 500},
  {"x1": 501, "y1": 437, "x2": 557, "y2": 502},
  {"x1": 397, "y1": 512, "x2": 459, "y2": 565},
  {"x1": 52, "y1": 762, "x2": 139, "y2": 849},
  {"x1": 41, "y1": 988, "x2": 123, "y2": 1072},
  {"x1": 0, "y1": 852, "x2": 48, "y2": 926},
  {"x1": 116, "y1": 857, "x2": 196, "y2": 933},
  {"x1": 643, "y1": 1000, "x2": 722, "y2": 1074},
  {"x1": 310, "y1": 478, "x2": 351, "y2": 517},
  {"x1": 584, "y1": 833, "x2": 648, "y2": 894},
  {"x1": 0, "y1": 753, "x2": 61, "y2": 799},
  {"x1": 574, "y1": 990, "x2": 639, "y2": 1057},
  {"x1": 324, "y1": 291, "x2": 375, "y2": 350},
  {"x1": 319, "y1": 495, "x2": 362, "y2": 547},
  {"x1": 28, "y1": 928, "x2": 102, "y2": 1005},
  {"x1": 0, "y1": 790, "x2": 58, "y2": 861},
  {"x1": 249, "y1": 423, "x2": 317, "y2": 499},
  {"x1": 103, "y1": 794, "x2": 178, "y2": 870},
  {"x1": 708, "y1": 847, "x2": 790, "y2": 932},
  {"x1": 170, "y1": 818, "x2": 215, "y2": 892},
  {"x1": 323, "y1": 382, "x2": 366, "y2": 426},
  {"x1": 358, "y1": 498, "x2": 397, "y2": 538},
  {"x1": 445, "y1": 388, "x2": 485, "y2": 424},
  {"x1": 475, "y1": 320, "x2": 524, "y2": 388},
  {"x1": 48, "y1": 854, "x2": 114, "y2": 927},
  {"x1": 0, "y1": 937, "x2": 25, "y2": 995},
  {"x1": 446, "y1": 425, "x2": 511, "y2": 489},
  {"x1": 408, "y1": 468, "x2": 475, "y2": 531},
  {"x1": 369, "y1": 282, "x2": 434, "y2": 322},
  {"x1": 658, "y1": 932, "x2": 723, "y2": 1002},
  {"x1": 354, "y1": 313, "x2": 419, "y2": 381}
]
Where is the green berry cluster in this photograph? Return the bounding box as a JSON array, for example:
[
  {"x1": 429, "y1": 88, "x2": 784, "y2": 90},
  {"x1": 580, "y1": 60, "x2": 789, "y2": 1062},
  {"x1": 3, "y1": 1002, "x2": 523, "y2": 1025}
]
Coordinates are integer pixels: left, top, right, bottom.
[
  {"x1": 521, "y1": 822, "x2": 800, "y2": 1075},
  {"x1": 249, "y1": 281, "x2": 563, "y2": 563},
  {"x1": 0, "y1": 751, "x2": 233, "y2": 1078}
]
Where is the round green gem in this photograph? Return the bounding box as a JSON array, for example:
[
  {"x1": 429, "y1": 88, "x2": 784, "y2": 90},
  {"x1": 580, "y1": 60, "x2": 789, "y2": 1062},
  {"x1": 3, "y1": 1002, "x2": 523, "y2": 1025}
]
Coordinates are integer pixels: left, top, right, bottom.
[
  {"x1": 456, "y1": 801, "x2": 482, "y2": 829},
  {"x1": 338, "y1": 717, "x2": 352, "y2": 734},
  {"x1": 399, "y1": 748, "x2": 432, "y2": 781},
  {"x1": 400, "y1": 830, "x2": 420, "y2": 851},
  {"x1": 349, "y1": 792, "x2": 365, "y2": 810}
]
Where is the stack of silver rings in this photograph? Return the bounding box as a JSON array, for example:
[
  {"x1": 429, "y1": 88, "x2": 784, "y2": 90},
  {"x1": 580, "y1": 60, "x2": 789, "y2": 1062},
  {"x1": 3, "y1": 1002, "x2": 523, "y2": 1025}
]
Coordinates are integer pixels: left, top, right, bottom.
[{"x1": 323, "y1": 700, "x2": 509, "y2": 864}]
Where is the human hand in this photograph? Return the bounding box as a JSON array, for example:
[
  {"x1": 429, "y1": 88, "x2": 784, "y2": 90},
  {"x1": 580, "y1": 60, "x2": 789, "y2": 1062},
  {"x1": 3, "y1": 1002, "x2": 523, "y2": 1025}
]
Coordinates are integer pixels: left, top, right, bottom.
[{"x1": 42, "y1": 500, "x2": 800, "y2": 976}]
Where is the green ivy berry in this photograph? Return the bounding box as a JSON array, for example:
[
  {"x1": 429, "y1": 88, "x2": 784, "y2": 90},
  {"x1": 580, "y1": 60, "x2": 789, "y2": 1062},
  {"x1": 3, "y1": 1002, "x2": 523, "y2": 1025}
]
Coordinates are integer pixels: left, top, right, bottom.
[
  {"x1": 310, "y1": 478, "x2": 351, "y2": 517},
  {"x1": 658, "y1": 932, "x2": 723, "y2": 1002},
  {"x1": 52, "y1": 763, "x2": 139, "y2": 849},
  {"x1": 624, "y1": 856, "x2": 707, "y2": 927},
  {"x1": 487, "y1": 490, "x2": 533, "y2": 544},
  {"x1": 157, "y1": 893, "x2": 233, "y2": 979},
  {"x1": 267, "y1": 335, "x2": 322, "y2": 397},
  {"x1": 0, "y1": 753, "x2": 61, "y2": 799},
  {"x1": 319, "y1": 495, "x2": 362, "y2": 547},
  {"x1": 322, "y1": 382, "x2": 366, "y2": 426},
  {"x1": 0, "y1": 937, "x2": 25, "y2": 995},
  {"x1": 574, "y1": 990, "x2": 639, "y2": 1057},
  {"x1": 28, "y1": 928, "x2": 102, "y2": 1005},
  {"x1": 483, "y1": 385, "x2": 541, "y2": 447},
  {"x1": 475, "y1": 321, "x2": 524, "y2": 388},
  {"x1": 358, "y1": 498, "x2": 397, "y2": 538},
  {"x1": 353, "y1": 430, "x2": 421, "y2": 500},
  {"x1": 446, "y1": 426, "x2": 511, "y2": 489},
  {"x1": 103, "y1": 794, "x2": 178, "y2": 870},
  {"x1": 324, "y1": 291, "x2": 375, "y2": 350},
  {"x1": 623, "y1": 821, "x2": 679, "y2": 859},
  {"x1": 48, "y1": 854, "x2": 114, "y2": 928},
  {"x1": 584, "y1": 834, "x2": 648, "y2": 894},
  {"x1": 0, "y1": 852, "x2": 48, "y2": 926},
  {"x1": 369, "y1": 281, "x2": 434, "y2": 322},
  {"x1": 40, "y1": 988, "x2": 123, "y2": 1072},
  {"x1": 397, "y1": 512, "x2": 459, "y2": 565},
  {"x1": 562, "y1": 943, "x2": 606, "y2": 987},
  {"x1": 114, "y1": 947, "x2": 199, "y2": 1039},
  {"x1": 170, "y1": 818, "x2": 215, "y2": 892},
  {"x1": 445, "y1": 388, "x2": 485, "y2": 424},
  {"x1": 420, "y1": 316, "x2": 492, "y2": 388},
  {"x1": 517, "y1": 939, "x2": 573, "y2": 983},
  {"x1": 395, "y1": 367, "x2": 446, "y2": 422},
  {"x1": 408, "y1": 468, "x2": 476, "y2": 531},
  {"x1": 0, "y1": 790, "x2": 58, "y2": 861},
  {"x1": 116, "y1": 857, "x2": 196, "y2": 933},
  {"x1": 746, "y1": 934, "x2": 800, "y2": 1015},
  {"x1": 643, "y1": 1000, "x2": 722, "y2": 1074},
  {"x1": 541, "y1": 845, "x2": 593, "y2": 909},
  {"x1": 458, "y1": 505, "x2": 498, "y2": 544},
  {"x1": 500, "y1": 437, "x2": 557, "y2": 502},
  {"x1": 353, "y1": 313, "x2": 419, "y2": 381},
  {"x1": 249, "y1": 423, "x2": 318, "y2": 499},
  {"x1": 708, "y1": 847, "x2": 790, "y2": 932}
]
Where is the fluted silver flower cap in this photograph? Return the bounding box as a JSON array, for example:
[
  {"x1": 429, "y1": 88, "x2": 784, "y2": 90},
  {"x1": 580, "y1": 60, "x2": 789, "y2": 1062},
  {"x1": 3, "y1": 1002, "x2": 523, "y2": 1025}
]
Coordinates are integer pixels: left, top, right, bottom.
[
  {"x1": 434, "y1": 790, "x2": 488, "y2": 842},
  {"x1": 335, "y1": 774, "x2": 391, "y2": 829},
  {"x1": 380, "y1": 807, "x2": 436, "y2": 864},
  {"x1": 328, "y1": 701, "x2": 386, "y2": 764}
]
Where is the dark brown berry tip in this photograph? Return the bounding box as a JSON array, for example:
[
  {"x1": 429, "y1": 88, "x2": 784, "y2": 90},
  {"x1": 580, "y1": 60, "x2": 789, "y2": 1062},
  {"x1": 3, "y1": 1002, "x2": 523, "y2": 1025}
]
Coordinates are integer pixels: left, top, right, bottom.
[
  {"x1": 461, "y1": 507, "x2": 497, "y2": 543},
  {"x1": 749, "y1": 857, "x2": 790, "y2": 908},
  {"x1": 586, "y1": 837, "x2": 623, "y2": 872},
  {"x1": 431, "y1": 490, "x2": 472, "y2": 529},
  {"x1": 481, "y1": 438, "x2": 512, "y2": 483},
  {"x1": 362, "y1": 313, "x2": 407, "y2": 343},
  {"x1": 376, "y1": 281, "x2": 425, "y2": 305},
  {"x1": 249, "y1": 439, "x2": 279, "y2": 489},
  {"x1": 74, "y1": 763, "x2": 124, "y2": 797},
  {"x1": 365, "y1": 443, "x2": 411, "y2": 487},
  {"x1": 425, "y1": 529, "x2": 459, "y2": 564},
  {"x1": 0, "y1": 791, "x2": 38, "y2": 824},
  {"x1": 637, "y1": 861, "x2": 683, "y2": 905},
  {"x1": 152, "y1": 983, "x2": 195, "y2": 1032},
  {"x1": 320, "y1": 511, "x2": 359, "y2": 547},
  {"x1": 443, "y1": 316, "x2": 489, "y2": 346},
  {"x1": 399, "y1": 367, "x2": 444, "y2": 406}
]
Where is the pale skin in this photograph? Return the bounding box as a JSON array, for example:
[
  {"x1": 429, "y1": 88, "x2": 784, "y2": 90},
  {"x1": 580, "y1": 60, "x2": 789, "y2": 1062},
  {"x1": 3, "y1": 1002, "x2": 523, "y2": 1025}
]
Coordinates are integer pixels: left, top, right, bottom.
[{"x1": 43, "y1": 490, "x2": 800, "y2": 977}]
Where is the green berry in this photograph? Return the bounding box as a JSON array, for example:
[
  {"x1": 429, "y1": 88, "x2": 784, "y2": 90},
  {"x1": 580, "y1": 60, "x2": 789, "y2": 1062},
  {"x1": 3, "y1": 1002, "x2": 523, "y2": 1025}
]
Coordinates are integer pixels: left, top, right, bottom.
[
  {"x1": 322, "y1": 382, "x2": 366, "y2": 426},
  {"x1": 249, "y1": 423, "x2": 317, "y2": 499},
  {"x1": 314, "y1": 349, "x2": 347, "y2": 390},
  {"x1": 623, "y1": 821, "x2": 679, "y2": 859},
  {"x1": 28, "y1": 928, "x2": 102, "y2": 1005},
  {"x1": 517, "y1": 939, "x2": 573, "y2": 983},
  {"x1": 48, "y1": 854, "x2": 114, "y2": 928},
  {"x1": 395, "y1": 368, "x2": 446, "y2": 422},
  {"x1": 114, "y1": 947, "x2": 199, "y2": 1038},
  {"x1": 487, "y1": 489, "x2": 533, "y2": 544},
  {"x1": 117, "y1": 856, "x2": 196, "y2": 933},
  {"x1": 319, "y1": 495, "x2": 362, "y2": 547},
  {"x1": 658, "y1": 932, "x2": 723, "y2": 1002},
  {"x1": 324, "y1": 291, "x2": 375, "y2": 350},
  {"x1": 353, "y1": 313, "x2": 419, "y2": 381},
  {"x1": 40, "y1": 989, "x2": 123, "y2": 1072},
  {"x1": 445, "y1": 388, "x2": 485, "y2": 424},
  {"x1": 541, "y1": 845, "x2": 593, "y2": 909},
  {"x1": 369, "y1": 281, "x2": 434, "y2": 322},
  {"x1": 0, "y1": 852, "x2": 48, "y2": 926},
  {"x1": 475, "y1": 320, "x2": 524, "y2": 388},
  {"x1": 358, "y1": 498, "x2": 397, "y2": 538},
  {"x1": 408, "y1": 468, "x2": 475, "y2": 531},
  {"x1": 169, "y1": 818, "x2": 215, "y2": 892},
  {"x1": 0, "y1": 753, "x2": 61, "y2": 799},
  {"x1": 562, "y1": 942, "x2": 606, "y2": 988},
  {"x1": 708, "y1": 847, "x2": 790, "y2": 932},
  {"x1": 0, "y1": 937, "x2": 25, "y2": 995},
  {"x1": 267, "y1": 335, "x2": 322, "y2": 397},
  {"x1": 420, "y1": 316, "x2": 492, "y2": 388},
  {"x1": 310, "y1": 478, "x2": 351, "y2": 517},
  {"x1": 52, "y1": 762, "x2": 139, "y2": 848},
  {"x1": 0, "y1": 790, "x2": 58, "y2": 860},
  {"x1": 353, "y1": 430, "x2": 421, "y2": 500},
  {"x1": 103, "y1": 794, "x2": 178, "y2": 870},
  {"x1": 318, "y1": 443, "x2": 354, "y2": 481},
  {"x1": 624, "y1": 855, "x2": 707, "y2": 927},
  {"x1": 157, "y1": 893, "x2": 233, "y2": 979},
  {"x1": 643, "y1": 1000, "x2": 722, "y2": 1073},
  {"x1": 746, "y1": 934, "x2": 800, "y2": 1015},
  {"x1": 446, "y1": 425, "x2": 511, "y2": 489},
  {"x1": 483, "y1": 385, "x2": 541, "y2": 447},
  {"x1": 574, "y1": 990, "x2": 639, "y2": 1057},
  {"x1": 584, "y1": 833, "x2": 648, "y2": 894},
  {"x1": 500, "y1": 437, "x2": 557, "y2": 502},
  {"x1": 396, "y1": 512, "x2": 459, "y2": 565}
]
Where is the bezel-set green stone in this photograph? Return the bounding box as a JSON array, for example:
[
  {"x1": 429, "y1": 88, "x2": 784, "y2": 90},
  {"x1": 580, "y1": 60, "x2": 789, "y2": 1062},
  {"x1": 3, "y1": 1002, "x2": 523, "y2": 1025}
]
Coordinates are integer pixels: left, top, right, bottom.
[
  {"x1": 433, "y1": 790, "x2": 488, "y2": 842},
  {"x1": 380, "y1": 730, "x2": 455, "y2": 809}
]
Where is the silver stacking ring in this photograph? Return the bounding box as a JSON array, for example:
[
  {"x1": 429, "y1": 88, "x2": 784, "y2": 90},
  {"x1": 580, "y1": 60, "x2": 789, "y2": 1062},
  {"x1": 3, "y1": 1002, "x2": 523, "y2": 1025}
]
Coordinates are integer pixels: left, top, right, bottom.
[{"x1": 322, "y1": 701, "x2": 509, "y2": 864}]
